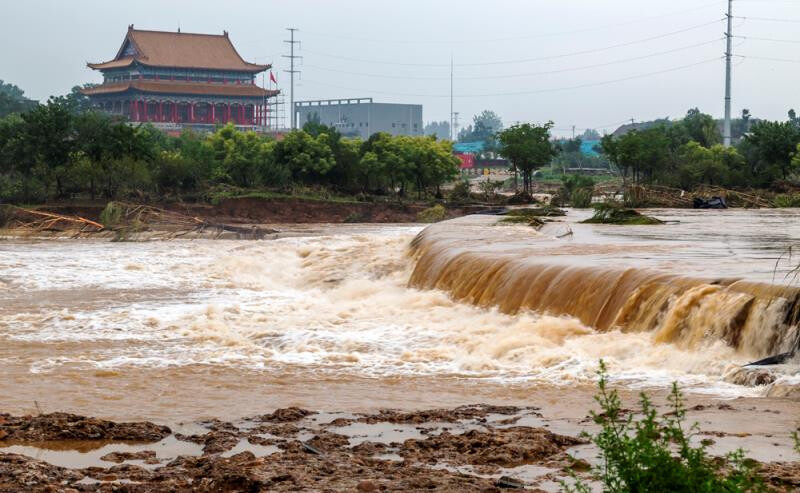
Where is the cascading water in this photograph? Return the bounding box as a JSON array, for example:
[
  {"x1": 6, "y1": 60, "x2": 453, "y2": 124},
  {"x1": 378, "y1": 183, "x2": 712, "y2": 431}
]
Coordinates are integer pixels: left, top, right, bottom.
[
  {"x1": 410, "y1": 229, "x2": 800, "y2": 359},
  {"x1": 408, "y1": 212, "x2": 800, "y2": 366}
]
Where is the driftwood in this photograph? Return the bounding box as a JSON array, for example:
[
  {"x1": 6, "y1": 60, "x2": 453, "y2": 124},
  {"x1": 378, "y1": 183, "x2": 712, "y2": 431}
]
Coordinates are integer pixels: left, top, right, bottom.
[
  {"x1": 593, "y1": 184, "x2": 772, "y2": 209},
  {"x1": 102, "y1": 202, "x2": 278, "y2": 240},
  {"x1": 6, "y1": 207, "x2": 104, "y2": 238},
  {"x1": 4, "y1": 203, "x2": 277, "y2": 240}
]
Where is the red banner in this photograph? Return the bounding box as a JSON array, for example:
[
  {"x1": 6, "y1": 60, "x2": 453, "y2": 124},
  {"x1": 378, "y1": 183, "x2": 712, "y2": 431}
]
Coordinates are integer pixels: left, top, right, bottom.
[{"x1": 455, "y1": 153, "x2": 475, "y2": 169}]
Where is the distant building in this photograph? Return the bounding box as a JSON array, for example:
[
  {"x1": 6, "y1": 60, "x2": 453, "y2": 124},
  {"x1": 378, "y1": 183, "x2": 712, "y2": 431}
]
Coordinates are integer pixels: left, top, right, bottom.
[
  {"x1": 295, "y1": 98, "x2": 422, "y2": 139},
  {"x1": 83, "y1": 25, "x2": 279, "y2": 132}
]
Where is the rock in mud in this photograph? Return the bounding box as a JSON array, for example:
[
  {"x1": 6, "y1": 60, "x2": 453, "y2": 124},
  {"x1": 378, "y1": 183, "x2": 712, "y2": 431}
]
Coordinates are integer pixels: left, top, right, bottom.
[
  {"x1": 99, "y1": 450, "x2": 157, "y2": 464},
  {"x1": 0, "y1": 453, "x2": 83, "y2": 491},
  {"x1": 258, "y1": 407, "x2": 315, "y2": 423},
  {"x1": 359, "y1": 404, "x2": 533, "y2": 424},
  {"x1": 0, "y1": 412, "x2": 170, "y2": 441},
  {"x1": 401, "y1": 426, "x2": 584, "y2": 468}
]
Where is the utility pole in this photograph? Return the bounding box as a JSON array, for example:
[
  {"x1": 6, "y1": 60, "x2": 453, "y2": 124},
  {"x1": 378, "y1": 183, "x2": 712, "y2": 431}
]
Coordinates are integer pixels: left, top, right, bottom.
[
  {"x1": 572, "y1": 125, "x2": 576, "y2": 139},
  {"x1": 723, "y1": 0, "x2": 733, "y2": 147},
  {"x1": 283, "y1": 28, "x2": 301, "y2": 130},
  {"x1": 450, "y1": 55, "x2": 454, "y2": 141},
  {"x1": 453, "y1": 112, "x2": 460, "y2": 142}
]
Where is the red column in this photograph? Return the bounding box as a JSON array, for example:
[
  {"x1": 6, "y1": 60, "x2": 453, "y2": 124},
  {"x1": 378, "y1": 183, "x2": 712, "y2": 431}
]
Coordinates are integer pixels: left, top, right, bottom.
[
  {"x1": 143, "y1": 101, "x2": 149, "y2": 122},
  {"x1": 189, "y1": 103, "x2": 195, "y2": 123},
  {"x1": 211, "y1": 104, "x2": 216, "y2": 123},
  {"x1": 158, "y1": 102, "x2": 163, "y2": 122},
  {"x1": 227, "y1": 104, "x2": 231, "y2": 123},
  {"x1": 239, "y1": 105, "x2": 244, "y2": 125}
]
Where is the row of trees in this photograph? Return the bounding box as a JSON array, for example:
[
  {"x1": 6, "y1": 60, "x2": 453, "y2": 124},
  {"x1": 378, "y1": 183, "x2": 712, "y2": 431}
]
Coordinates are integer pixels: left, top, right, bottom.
[
  {"x1": 0, "y1": 98, "x2": 460, "y2": 203},
  {"x1": 600, "y1": 108, "x2": 800, "y2": 188}
]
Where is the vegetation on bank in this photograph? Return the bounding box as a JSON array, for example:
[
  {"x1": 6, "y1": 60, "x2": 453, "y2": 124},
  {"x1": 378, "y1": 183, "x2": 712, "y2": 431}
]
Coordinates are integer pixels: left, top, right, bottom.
[
  {"x1": 564, "y1": 362, "x2": 768, "y2": 493},
  {"x1": 600, "y1": 108, "x2": 800, "y2": 190},
  {"x1": 0, "y1": 97, "x2": 460, "y2": 204},
  {"x1": 3, "y1": 78, "x2": 800, "y2": 210}
]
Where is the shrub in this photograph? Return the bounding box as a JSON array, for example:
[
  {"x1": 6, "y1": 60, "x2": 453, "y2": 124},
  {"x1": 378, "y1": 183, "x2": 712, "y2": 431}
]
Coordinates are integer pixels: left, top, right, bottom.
[
  {"x1": 449, "y1": 180, "x2": 472, "y2": 203},
  {"x1": 0, "y1": 204, "x2": 15, "y2": 228},
  {"x1": 417, "y1": 204, "x2": 447, "y2": 223},
  {"x1": 563, "y1": 361, "x2": 765, "y2": 493},
  {"x1": 343, "y1": 212, "x2": 366, "y2": 223},
  {"x1": 582, "y1": 201, "x2": 662, "y2": 225},
  {"x1": 99, "y1": 201, "x2": 124, "y2": 229},
  {"x1": 506, "y1": 205, "x2": 566, "y2": 218},
  {"x1": 773, "y1": 193, "x2": 800, "y2": 208},
  {"x1": 571, "y1": 188, "x2": 593, "y2": 208}
]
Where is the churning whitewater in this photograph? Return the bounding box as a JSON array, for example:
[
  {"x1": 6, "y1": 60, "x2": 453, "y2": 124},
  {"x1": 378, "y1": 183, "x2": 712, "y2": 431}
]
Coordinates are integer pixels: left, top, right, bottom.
[{"x1": 1, "y1": 211, "x2": 799, "y2": 403}]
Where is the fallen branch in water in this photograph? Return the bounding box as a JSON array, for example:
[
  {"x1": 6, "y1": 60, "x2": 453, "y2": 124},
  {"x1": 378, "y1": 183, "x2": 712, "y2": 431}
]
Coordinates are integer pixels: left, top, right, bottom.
[
  {"x1": 6, "y1": 207, "x2": 104, "y2": 237},
  {"x1": 3, "y1": 203, "x2": 277, "y2": 240}
]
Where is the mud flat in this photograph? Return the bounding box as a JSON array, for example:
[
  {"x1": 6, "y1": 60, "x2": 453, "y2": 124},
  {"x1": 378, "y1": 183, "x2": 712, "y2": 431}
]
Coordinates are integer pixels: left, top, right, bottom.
[{"x1": 1, "y1": 401, "x2": 798, "y2": 492}]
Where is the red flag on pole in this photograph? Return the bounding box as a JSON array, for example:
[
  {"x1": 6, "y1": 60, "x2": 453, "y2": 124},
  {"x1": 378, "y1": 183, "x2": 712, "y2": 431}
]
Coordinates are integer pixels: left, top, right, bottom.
[{"x1": 269, "y1": 71, "x2": 277, "y2": 84}]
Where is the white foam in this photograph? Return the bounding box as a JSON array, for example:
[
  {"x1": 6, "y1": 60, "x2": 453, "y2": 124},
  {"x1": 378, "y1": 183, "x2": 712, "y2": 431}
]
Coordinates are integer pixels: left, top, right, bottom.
[{"x1": 0, "y1": 228, "x2": 796, "y2": 398}]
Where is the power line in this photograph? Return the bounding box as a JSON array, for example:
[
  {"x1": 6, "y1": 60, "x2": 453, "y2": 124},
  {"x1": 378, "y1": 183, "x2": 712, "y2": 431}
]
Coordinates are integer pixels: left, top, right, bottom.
[
  {"x1": 734, "y1": 34, "x2": 800, "y2": 43},
  {"x1": 303, "y1": 38, "x2": 723, "y2": 81},
  {"x1": 301, "y1": 57, "x2": 722, "y2": 99},
  {"x1": 732, "y1": 15, "x2": 800, "y2": 22},
  {"x1": 735, "y1": 54, "x2": 800, "y2": 63},
  {"x1": 301, "y1": 19, "x2": 725, "y2": 68},
  {"x1": 298, "y1": 1, "x2": 725, "y2": 45}
]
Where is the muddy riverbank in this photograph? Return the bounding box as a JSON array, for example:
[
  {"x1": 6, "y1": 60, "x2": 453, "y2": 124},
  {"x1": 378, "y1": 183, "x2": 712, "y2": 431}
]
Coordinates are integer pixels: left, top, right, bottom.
[
  {"x1": 1, "y1": 400, "x2": 798, "y2": 492},
  {"x1": 6, "y1": 196, "x2": 483, "y2": 227}
]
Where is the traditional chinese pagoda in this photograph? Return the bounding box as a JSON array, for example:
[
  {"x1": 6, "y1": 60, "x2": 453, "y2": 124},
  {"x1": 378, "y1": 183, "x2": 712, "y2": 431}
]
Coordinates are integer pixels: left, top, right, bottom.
[{"x1": 83, "y1": 25, "x2": 278, "y2": 130}]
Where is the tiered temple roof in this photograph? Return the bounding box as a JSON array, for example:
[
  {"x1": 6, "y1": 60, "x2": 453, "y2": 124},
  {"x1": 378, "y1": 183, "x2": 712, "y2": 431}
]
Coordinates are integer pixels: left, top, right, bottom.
[
  {"x1": 83, "y1": 26, "x2": 279, "y2": 128},
  {"x1": 87, "y1": 27, "x2": 270, "y2": 72}
]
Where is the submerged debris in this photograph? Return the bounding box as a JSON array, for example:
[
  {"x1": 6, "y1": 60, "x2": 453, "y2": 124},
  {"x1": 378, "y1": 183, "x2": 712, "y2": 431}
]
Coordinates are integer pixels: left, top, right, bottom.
[
  {"x1": 3, "y1": 202, "x2": 278, "y2": 240},
  {"x1": 497, "y1": 205, "x2": 566, "y2": 229},
  {"x1": 3, "y1": 207, "x2": 103, "y2": 237},
  {"x1": 582, "y1": 202, "x2": 663, "y2": 225}
]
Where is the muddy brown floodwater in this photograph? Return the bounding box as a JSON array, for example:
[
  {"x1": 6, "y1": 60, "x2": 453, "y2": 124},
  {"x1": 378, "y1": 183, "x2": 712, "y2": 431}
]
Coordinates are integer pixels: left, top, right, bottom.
[{"x1": 1, "y1": 210, "x2": 799, "y2": 490}]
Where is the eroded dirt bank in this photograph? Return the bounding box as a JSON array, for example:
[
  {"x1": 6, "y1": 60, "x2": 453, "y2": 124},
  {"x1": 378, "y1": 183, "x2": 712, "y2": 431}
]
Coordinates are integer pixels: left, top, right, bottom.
[
  {"x1": 25, "y1": 197, "x2": 481, "y2": 225},
  {"x1": 1, "y1": 402, "x2": 798, "y2": 492}
]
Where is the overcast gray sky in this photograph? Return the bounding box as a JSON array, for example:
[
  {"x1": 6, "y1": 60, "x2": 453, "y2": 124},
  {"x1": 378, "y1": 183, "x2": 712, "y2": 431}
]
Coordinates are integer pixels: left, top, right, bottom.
[{"x1": 2, "y1": 0, "x2": 798, "y2": 136}]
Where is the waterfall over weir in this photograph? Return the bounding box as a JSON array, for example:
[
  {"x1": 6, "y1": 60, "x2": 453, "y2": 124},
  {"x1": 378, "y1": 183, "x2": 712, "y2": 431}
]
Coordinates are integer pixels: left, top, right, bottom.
[{"x1": 408, "y1": 220, "x2": 800, "y2": 360}]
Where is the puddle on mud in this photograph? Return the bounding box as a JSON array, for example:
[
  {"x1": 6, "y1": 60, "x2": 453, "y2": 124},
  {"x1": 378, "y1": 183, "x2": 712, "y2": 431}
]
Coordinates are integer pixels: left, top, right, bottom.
[{"x1": 0, "y1": 435, "x2": 202, "y2": 469}]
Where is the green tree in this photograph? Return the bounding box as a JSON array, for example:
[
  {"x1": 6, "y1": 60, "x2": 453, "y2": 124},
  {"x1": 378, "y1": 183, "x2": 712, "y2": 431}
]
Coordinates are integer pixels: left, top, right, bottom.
[
  {"x1": 679, "y1": 108, "x2": 720, "y2": 148},
  {"x1": 423, "y1": 120, "x2": 451, "y2": 140},
  {"x1": 273, "y1": 130, "x2": 336, "y2": 183},
  {"x1": 678, "y1": 142, "x2": 743, "y2": 187},
  {"x1": 497, "y1": 122, "x2": 557, "y2": 194},
  {"x1": 0, "y1": 80, "x2": 37, "y2": 118},
  {"x1": 62, "y1": 84, "x2": 98, "y2": 115},
  {"x1": 17, "y1": 98, "x2": 76, "y2": 199},
  {"x1": 744, "y1": 120, "x2": 800, "y2": 180},
  {"x1": 206, "y1": 123, "x2": 271, "y2": 188}
]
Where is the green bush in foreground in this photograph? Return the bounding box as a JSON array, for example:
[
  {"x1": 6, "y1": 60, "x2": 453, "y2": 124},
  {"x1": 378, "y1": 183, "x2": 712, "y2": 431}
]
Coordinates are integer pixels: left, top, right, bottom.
[{"x1": 563, "y1": 361, "x2": 765, "y2": 493}]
